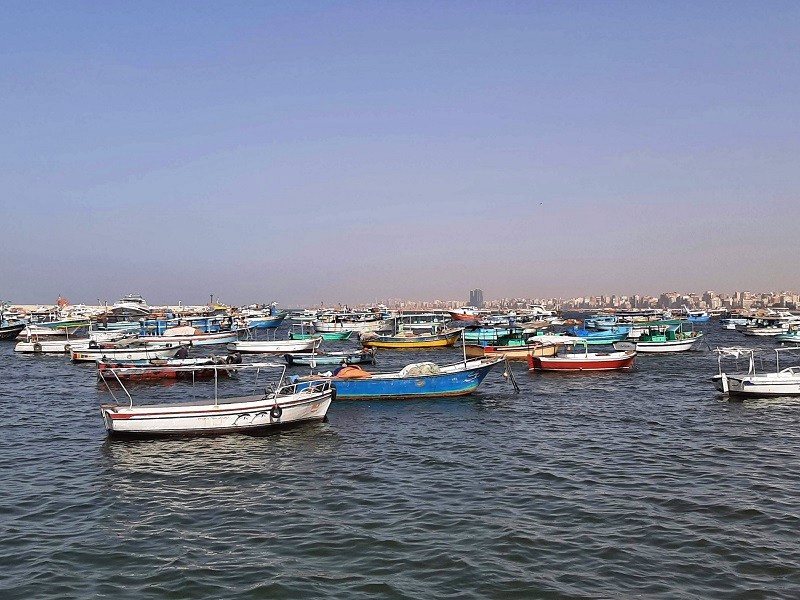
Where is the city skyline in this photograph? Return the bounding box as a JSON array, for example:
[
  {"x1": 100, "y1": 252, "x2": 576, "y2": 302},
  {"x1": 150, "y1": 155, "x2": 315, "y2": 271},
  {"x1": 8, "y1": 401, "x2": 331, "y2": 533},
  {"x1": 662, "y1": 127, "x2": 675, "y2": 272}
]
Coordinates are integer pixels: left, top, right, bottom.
[{"x1": 7, "y1": 286, "x2": 800, "y2": 313}]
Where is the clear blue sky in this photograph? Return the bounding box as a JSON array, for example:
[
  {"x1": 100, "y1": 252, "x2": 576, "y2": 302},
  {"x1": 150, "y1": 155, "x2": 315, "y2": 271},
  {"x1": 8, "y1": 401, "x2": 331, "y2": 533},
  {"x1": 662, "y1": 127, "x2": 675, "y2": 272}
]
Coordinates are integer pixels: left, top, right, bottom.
[{"x1": 2, "y1": 1, "x2": 798, "y2": 306}]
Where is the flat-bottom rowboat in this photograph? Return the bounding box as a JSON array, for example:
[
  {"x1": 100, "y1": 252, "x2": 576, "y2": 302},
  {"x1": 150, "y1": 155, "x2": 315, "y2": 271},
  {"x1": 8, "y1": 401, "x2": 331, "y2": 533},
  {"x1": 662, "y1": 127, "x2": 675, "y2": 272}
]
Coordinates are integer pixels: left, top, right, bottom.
[
  {"x1": 359, "y1": 328, "x2": 462, "y2": 349},
  {"x1": 288, "y1": 330, "x2": 353, "y2": 340},
  {"x1": 284, "y1": 349, "x2": 375, "y2": 368},
  {"x1": 465, "y1": 341, "x2": 560, "y2": 360}
]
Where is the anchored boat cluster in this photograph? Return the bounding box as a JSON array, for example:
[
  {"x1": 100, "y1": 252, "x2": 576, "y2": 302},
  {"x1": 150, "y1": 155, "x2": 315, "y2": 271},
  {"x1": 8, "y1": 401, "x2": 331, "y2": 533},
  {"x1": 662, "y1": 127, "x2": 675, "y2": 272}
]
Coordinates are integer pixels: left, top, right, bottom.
[{"x1": 3, "y1": 297, "x2": 800, "y2": 437}]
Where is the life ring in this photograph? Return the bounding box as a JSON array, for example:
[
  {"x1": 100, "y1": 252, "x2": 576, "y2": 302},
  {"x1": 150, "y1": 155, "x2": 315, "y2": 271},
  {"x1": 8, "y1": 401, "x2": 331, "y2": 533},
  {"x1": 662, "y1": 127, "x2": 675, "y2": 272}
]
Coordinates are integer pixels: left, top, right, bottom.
[
  {"x1": 33, "y1": 342, "x2": 42, "y2": 353},
  {"x1": 270, "y1": 405, "x2": 283, "y2": 419}
]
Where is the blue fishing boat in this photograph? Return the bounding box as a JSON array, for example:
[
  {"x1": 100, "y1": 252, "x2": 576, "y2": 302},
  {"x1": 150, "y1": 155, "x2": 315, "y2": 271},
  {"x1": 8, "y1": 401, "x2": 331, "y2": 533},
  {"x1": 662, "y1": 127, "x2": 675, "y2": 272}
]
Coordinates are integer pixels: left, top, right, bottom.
[
  {"x1": 583, "y1": 315, "x2": 619, "y2": 330},
  {"x1": 243, "y1": 303, "x2": 288, "y2": 329},
  {"x1": 289, "y1": 357, "x2": 503, "y2": 399},
  {"x1": 683, "y1": 305, "x2": 711, "y2": 323},
  {"x1": 463, "y1": 327, "x2": 511, "y2": 344},
  {"x1": 566, "y1": 325, "x2": 629, "y2": 345}
]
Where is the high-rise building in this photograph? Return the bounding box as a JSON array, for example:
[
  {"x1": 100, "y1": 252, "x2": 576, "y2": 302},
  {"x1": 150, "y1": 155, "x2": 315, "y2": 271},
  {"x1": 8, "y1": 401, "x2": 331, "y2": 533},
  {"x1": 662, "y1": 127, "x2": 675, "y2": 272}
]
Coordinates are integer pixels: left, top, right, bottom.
[{"x1": 469, "y1": 288, "x2": 484, "y2": 308}]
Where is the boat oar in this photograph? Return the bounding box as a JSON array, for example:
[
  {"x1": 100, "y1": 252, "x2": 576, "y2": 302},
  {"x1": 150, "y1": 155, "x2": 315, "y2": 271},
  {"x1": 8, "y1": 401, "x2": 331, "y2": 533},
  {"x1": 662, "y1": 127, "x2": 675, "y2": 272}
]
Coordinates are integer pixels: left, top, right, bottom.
[
  {"x1": 703, "y1": 334, "x2": 713, "y2": 352},
  {"x1": 503, "y1": 355, "x2": 520, "y2": 393}
]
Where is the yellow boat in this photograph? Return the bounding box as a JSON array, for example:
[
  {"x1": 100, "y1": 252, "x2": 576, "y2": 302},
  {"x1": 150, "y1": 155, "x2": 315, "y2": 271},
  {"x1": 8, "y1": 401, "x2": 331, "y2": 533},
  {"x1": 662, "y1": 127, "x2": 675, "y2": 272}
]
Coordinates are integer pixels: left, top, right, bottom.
[
  {"x1": 465, "y1": 340, "x2": 561, "y2": 360},
  {"x1": 360, "y1": 328, "x2": 463, "y2": 349}
]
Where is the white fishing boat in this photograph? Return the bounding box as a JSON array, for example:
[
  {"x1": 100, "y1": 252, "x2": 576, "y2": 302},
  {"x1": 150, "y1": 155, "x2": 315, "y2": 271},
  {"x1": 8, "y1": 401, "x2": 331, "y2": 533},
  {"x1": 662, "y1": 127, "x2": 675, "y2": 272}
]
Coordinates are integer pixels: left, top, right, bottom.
[
  {"x1": 228, "y1": 336, "x2": 322, "y2": 354},
  {"x1": 71, "y1": 340, "x2": 186, "y2": 362},
  {"x1": 16, "y1": 338, "x2": 92, "y2": 354},
  {"x1": 99, "y1": 362, "x2": 334, "y2": 437},
  {"x1": 616, "y1": 323, "x2": 704, "y2": 353},
  {"x1": 713, "y1": 347, "x2": 800, "y2": 397},
  {"x1": 17, "y1": 320, "x2": 89, "y2": 339},
  {"x1": 312, "y1": 312, "x2": 395, "y2": 334},
  {"x1": 110, "y1": 294, "x2": 151, "y2": 317},
  {"x1": 719, "y1": 313, "x2": 750, "y2": 330},
  {"x1": 737, "y1": 312, "x2": 799, "y2": 336}
]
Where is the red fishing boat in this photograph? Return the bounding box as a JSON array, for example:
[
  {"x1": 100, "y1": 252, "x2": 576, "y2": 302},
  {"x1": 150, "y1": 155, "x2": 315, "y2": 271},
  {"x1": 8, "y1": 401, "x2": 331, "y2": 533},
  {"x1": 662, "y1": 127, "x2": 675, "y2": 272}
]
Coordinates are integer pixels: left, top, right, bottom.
[
  {"x1": 447, "y1": 306, "x2": 490, "y2": 321},
  {"x1": 527, "y1": 341, "x2": 636, "y2": 372}
]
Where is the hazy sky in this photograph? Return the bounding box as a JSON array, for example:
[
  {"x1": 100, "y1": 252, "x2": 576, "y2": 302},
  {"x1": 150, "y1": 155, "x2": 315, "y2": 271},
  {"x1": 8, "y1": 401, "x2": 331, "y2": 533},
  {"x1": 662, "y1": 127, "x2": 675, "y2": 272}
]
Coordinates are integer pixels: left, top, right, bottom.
[{"x1": 2, "y1": 1, "x2": 798, "y2": 306}]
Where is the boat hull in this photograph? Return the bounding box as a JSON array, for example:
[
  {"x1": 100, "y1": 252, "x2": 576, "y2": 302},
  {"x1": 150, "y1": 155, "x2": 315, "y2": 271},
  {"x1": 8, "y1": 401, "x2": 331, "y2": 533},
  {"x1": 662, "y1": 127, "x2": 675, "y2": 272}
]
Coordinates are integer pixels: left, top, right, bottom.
[
  {"x1": 565, "y1": 327, "x2": 629, "y2": 345},
  {"x1": 246, "y1": 314, "x2": 287, "y2": 329},
  {"x1": 312, "y1": 318, "x2": 395, "y2": 334},
  {"x1": 289, "y1": 331, "x2": 353, "y2": 340},
  {"x1": 360, "y1": 330, "x2": 462, "y2": 349},
  {"x1": 465, "y1": 342, "x2": 559, "y2": 360},
  {"x1": 713, "y1": 373, "x2": 800, "y2": 396},
  {"x1": 284, "y1": 350, "x2": 374, "y2": 367},
  {"x1": 139, "y1": 331, "x2": 239, "y2": 347},
  {"x1": 627, "y1": 338, "x2": 701, "y2": 353},
  {"x1": 228, "y1": 338, "x2": 321, "y2": 354},
  {"x1": 16, "y1": 338, "x2": 91, "y2": 353},
  {"x1": 686, "y1": 316, "x2": 711, "y2": 323},
  {"x1": 0, "y1": 322, "x2": 26, "y2": 340},
  {"x1": 528, "y1": 351, "x2": 636, "y2": 371},
  {"x1": 775, "y1": 333, "x2": 800, "y2": 343},
  {"x1": 71, "y1": 345, "x2": 185, "y2": 362},
  {"x1": 448, "y1": 312, "x2": 479, "y2": 321}
]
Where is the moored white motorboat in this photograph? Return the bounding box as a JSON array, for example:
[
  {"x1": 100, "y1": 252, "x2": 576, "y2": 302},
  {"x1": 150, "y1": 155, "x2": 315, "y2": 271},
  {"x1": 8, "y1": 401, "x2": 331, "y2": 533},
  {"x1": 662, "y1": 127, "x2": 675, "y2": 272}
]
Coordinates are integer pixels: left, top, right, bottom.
[
  {"x1": 99, "y1": 362, "x2": 334, "y2": 437},
  {"x1": 682, "y1": 305, "x2": 711, "y2": 323},
  {"x1": 312, "y1": 312, "x2": 395, "y2": 334},
  {"x1": 719, "y1": 313, "x2": 750, "y2": 330},
  {"x1": 737, "y1": 312, "x2": 799, "y2": 336},
  {"x1": 713, "y1": 347, "x2": 800, "y2": 397},
  {"x1": 110, "y1": 294, "x2": 151, "y2": 317},
  {"x1": 17, "y1": 322, "x2": 88, "y2": 339},
  {"x1": 228, "y1": 337, "x2": 322, "y2": 354}
]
